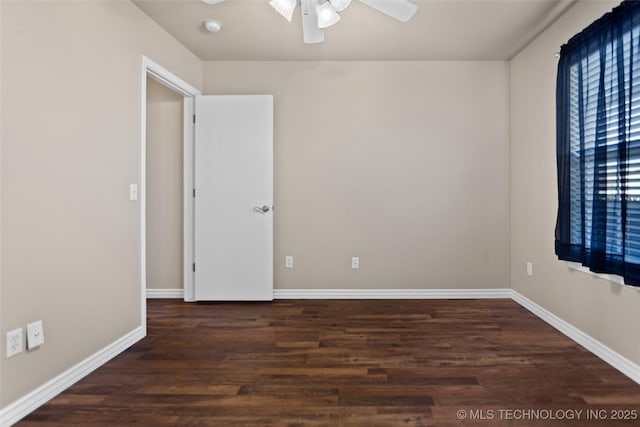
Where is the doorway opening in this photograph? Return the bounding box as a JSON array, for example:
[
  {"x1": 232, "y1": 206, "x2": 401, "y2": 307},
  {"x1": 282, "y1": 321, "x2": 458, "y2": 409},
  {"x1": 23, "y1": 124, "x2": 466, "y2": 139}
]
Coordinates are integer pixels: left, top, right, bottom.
[
  {"x1": 140, "y1": 57, "x2": 201, "y2": 330},
  {"x1": 146, "y1": 78, "x2": 184, "y2": 298}
]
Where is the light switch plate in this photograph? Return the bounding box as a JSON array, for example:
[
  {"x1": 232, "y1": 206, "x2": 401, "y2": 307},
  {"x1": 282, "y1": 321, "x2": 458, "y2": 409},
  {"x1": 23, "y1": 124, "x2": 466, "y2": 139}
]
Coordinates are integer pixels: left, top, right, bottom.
[
  {"x1": 26, "y1": 321, "x2": 45, "y2": 350},
  {"x1": 352, "y1": 257, "x2": 360, "y2": 270},
  {"x1": 129, "y1": 184, "x2": 138, "y2": 201}
]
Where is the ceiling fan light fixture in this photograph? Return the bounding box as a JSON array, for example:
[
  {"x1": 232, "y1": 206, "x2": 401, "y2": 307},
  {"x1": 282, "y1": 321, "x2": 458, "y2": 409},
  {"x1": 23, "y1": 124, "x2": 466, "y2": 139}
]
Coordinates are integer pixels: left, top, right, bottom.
[
  {"x1": 269, "y1": 0, "x2": 298, "y2": 22},
  {"x1": 266, "y1": 0, "x2": 418, "y2": 43},
  {"x1": 316, "y1": 2, "x2": 341, "y2": 29},
  {"x1": 329, "y1": 0, "x2": 351, "y2": 13}
]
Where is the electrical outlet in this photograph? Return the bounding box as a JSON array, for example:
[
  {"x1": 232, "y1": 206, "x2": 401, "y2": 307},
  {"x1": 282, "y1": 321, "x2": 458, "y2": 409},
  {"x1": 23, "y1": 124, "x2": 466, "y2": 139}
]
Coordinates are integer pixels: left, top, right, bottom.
[
  {"x1": 527, "y1": 261, "x2": 533, "y2": 277},
  {"x1": 26, "y1": 321, "x2": 45, "y2": 350},
  {"x1": 6, "y1": 328, "x2": 23, "y2": 358},
  {"x1": 352, "y1": 257, "x2": 360, "y2": 270},
  {"x1": 285, "y1": 256, "x2": 293, "y2": 269}
]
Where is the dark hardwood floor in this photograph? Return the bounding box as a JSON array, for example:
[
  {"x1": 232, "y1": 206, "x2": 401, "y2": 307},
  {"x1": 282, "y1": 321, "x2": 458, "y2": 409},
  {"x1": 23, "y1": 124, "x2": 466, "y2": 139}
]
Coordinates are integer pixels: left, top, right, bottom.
[{"x1": 18, "y1": 299, "x2": 640, "y2": 426}]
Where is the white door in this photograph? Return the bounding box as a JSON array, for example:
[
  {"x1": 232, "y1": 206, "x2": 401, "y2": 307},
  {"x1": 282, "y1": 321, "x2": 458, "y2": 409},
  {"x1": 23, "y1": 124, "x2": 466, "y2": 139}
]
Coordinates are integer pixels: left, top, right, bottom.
[{"x1": 194, "y1": 95, "x2": 273, "y2": 301}]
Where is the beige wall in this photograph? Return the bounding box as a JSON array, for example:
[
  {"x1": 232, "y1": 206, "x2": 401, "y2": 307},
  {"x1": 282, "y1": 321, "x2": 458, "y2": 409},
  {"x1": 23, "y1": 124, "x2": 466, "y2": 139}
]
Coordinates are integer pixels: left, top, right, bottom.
[
  {"x1": 204, "y1": 61, "x2": 510, "y2": 290},
  {"x1": 0, "y1": 0, "x2": 201, "y2": 407},
  {"x1": 510, "y1": 0, "x2": 640, "y2": 366},
  {"x1": 10, "y1": 0, "x2": 638, "y2": 415},
  {"x1": 146, "y1": 78, "x2": 183, "y2": 291}
]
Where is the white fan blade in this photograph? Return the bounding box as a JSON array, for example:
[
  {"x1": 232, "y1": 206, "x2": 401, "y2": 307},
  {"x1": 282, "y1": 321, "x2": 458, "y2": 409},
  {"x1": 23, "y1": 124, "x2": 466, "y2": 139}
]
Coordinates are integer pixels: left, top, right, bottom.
[
  {"x1": 201, "y1": 0, "x2": 226, "y2": 5},
  {"x1": 301, "y1": 0, "x2": 325, "y2": 44},
  {"x1": 358, "y1": 0, "x2": 417, "y2": 22}
]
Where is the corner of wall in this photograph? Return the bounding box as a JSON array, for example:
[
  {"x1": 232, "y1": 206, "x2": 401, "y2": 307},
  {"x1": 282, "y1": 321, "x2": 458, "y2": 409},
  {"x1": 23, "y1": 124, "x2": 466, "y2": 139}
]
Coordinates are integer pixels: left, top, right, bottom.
[{"x1": 509, "y1": 0, "x2": 640, "y2": 367}]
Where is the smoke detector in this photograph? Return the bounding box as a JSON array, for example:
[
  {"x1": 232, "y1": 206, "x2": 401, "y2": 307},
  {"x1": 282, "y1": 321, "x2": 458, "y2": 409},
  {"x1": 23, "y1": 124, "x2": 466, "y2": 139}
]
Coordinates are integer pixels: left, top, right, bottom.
[{"x1": 203, "y1": 20, "x2": 222, "y2": 33}]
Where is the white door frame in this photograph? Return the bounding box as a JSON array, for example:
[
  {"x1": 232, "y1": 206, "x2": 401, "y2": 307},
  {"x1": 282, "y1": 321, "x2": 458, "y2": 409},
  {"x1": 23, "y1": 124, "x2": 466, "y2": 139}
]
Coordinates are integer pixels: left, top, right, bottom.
[{"x1": 140, "y1": 56, "x2": 201, "y2": 326}]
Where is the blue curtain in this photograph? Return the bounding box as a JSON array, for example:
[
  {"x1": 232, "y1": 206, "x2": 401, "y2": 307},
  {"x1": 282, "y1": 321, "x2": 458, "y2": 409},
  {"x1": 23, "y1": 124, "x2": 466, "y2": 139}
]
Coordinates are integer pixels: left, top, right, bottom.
[{"x1": 555, "y1": 0, "x2": 640, "y2": 287}]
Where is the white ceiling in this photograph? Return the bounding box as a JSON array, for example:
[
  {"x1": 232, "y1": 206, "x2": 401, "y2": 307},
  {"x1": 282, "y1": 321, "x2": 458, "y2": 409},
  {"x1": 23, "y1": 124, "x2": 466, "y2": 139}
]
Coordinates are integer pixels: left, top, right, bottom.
[{"x1": 132, "y1": 0, "x2": 576, "y2": 61}]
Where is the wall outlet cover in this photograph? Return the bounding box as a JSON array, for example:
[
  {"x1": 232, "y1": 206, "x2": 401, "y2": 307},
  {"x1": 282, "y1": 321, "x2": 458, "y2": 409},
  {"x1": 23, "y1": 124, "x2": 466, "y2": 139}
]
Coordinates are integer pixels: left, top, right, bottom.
[{"x1": 6, "y1": 328, "x2": 23, "y2": 358}]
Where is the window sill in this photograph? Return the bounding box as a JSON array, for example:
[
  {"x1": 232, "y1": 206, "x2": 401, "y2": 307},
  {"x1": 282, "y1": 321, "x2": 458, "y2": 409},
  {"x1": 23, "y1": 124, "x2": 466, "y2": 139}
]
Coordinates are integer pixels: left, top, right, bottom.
[{"x1": 566, "y1": 261, "x2": 625, "y2": 286}]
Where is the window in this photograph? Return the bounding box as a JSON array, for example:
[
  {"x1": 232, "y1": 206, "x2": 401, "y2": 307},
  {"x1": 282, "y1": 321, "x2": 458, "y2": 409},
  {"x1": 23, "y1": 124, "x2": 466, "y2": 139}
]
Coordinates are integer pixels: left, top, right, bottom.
[{"x1": 555, "y1": 0, "x2": 640, "y2": 287}]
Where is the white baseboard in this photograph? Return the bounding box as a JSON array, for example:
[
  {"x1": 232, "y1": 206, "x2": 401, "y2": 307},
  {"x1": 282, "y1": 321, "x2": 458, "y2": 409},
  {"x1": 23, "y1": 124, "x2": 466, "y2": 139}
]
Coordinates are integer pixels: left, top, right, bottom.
[
  {"x1": 511, "y1": 290, "x2": 640, "y2": 385},
  {"x1": 146, "y1": 288, "x2": 184, "y2": 299},
  {"x1": 0, "y1": 326, "x2": 145, "y2": 427},
  {"x1": 273, "y1": 288, "x2": 512, "y2": 299}
]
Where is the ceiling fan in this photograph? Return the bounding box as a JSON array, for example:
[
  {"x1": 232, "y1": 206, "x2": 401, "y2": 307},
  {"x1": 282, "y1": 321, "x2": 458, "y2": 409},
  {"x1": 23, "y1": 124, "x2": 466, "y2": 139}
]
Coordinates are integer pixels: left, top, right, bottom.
[{"x1": 202, "y1": 0, "x2": 418, "y2": 44}]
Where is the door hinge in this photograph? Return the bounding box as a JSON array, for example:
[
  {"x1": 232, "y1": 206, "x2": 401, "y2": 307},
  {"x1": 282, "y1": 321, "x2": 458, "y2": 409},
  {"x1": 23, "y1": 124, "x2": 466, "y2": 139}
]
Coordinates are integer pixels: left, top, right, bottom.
[
  {"x1": 193, "y1": 188, "x2": 196, "y2": 198},
  {"x1": 193, "y1": 114, "x2": 196, "y2": 124},
  {"x1": 192, "y1": 263, "x2": 196, "y2": 272}
]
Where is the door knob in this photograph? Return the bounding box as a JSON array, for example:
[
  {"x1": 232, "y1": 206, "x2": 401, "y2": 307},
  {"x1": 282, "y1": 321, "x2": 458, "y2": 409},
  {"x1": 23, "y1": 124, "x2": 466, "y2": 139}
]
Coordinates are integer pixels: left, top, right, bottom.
[{"x1": 253, "y1": 205, "x2": 270, "y2": 214}]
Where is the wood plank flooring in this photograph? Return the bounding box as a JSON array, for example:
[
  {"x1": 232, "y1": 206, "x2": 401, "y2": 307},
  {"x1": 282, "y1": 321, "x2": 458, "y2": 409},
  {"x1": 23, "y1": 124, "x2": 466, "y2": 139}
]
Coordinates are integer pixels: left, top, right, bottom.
[{"x1": 18, "y1": 299, "x2": 640, "y2": 426}]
